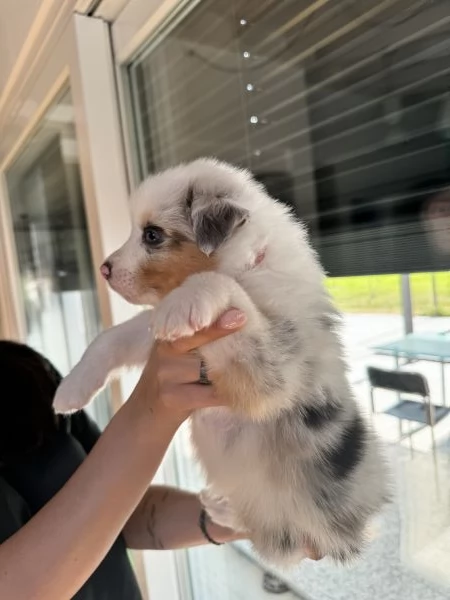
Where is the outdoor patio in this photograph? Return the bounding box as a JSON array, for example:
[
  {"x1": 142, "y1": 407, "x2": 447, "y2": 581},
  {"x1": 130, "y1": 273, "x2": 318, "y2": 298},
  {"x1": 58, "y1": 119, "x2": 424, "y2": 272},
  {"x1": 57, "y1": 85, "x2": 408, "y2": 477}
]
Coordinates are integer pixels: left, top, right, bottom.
[{"x1": 175, "y1": 312, "x2": 450, "y2": 600}]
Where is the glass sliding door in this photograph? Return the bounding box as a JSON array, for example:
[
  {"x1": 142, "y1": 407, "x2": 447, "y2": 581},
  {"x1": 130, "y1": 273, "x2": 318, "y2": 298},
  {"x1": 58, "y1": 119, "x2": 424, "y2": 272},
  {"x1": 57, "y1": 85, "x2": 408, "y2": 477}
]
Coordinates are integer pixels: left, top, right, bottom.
[
  {"x1": 5, "y1": 89, "x2": 111, "y2": 428},
  {"x1": 121, "y1": 1, "x2": 450, "y2": 599}
]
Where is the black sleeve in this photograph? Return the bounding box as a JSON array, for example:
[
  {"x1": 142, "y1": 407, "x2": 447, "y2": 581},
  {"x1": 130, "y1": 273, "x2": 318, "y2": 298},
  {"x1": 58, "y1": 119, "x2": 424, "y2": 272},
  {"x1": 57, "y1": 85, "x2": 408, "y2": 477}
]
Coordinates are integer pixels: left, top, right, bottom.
[
  {"x1": 68, "y1": 411, "x2": 102, "y2": 455},
  {"x1": 0, "y1": 476, "x2": 31, "y2": 543}
]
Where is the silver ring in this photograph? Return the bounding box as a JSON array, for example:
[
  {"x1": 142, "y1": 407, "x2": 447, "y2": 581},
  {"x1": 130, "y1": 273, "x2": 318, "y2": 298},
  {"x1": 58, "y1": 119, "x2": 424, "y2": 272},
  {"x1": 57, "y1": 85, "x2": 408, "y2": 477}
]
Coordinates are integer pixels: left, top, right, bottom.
[{"x1": 199, "y1": 359, "x2": 211, "y2": 385}]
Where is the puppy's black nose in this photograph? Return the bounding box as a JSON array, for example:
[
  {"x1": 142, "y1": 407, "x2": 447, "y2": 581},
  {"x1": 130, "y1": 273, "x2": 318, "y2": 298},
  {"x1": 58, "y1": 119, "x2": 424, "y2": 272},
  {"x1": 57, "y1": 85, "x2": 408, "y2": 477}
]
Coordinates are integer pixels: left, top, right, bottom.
[{"x1": 100, "y1": 261, "x2": 112, "y2": 280}]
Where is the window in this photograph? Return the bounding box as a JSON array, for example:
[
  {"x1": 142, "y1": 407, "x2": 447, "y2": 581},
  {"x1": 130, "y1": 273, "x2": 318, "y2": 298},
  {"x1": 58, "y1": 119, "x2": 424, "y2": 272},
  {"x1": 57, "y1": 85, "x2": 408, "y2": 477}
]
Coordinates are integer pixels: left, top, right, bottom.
[
  {"x1": 126, "y1": 2, "x2": 450, "y2": 599},
  {"x1": 129, "y1": 0, "x2": 450, "y2": 276},
  {"x1": 6, "y1": 89, "x2": 111, "y2": 428}
]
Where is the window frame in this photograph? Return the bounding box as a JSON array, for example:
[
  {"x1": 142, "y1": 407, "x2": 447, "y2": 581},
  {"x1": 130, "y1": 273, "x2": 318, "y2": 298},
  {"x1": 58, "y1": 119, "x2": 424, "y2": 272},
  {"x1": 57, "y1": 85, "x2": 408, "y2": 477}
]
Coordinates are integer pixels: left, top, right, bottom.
[{"x1": 111, "y1": 3, "x2": 205, "y2": 600}]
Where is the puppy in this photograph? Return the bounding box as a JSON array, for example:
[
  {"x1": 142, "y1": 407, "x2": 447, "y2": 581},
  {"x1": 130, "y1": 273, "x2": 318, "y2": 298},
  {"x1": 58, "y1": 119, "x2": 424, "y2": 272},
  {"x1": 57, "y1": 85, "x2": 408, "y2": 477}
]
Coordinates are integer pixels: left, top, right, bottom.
[{"x1": 54, "y1": 158, "x2": 389, "y2": 566}]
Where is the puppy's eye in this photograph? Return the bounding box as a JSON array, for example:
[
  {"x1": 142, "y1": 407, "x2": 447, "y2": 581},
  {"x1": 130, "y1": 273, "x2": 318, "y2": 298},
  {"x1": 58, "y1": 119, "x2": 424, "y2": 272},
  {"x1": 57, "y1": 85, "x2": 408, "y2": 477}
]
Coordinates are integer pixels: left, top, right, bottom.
[{"x1": 142, "y1": 225, "x2": 164, "y2": 246}]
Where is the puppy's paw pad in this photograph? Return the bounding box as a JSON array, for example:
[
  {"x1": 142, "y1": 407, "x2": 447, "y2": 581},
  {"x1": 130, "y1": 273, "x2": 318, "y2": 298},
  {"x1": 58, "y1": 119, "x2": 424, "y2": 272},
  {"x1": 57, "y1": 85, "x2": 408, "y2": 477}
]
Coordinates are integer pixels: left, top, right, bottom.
[
  {"x1": 151, "y1": 309, "x2": 198, "y2": 342},
  {"x1": 152, "y1": 288, "x2": 229, "y2": 342}
]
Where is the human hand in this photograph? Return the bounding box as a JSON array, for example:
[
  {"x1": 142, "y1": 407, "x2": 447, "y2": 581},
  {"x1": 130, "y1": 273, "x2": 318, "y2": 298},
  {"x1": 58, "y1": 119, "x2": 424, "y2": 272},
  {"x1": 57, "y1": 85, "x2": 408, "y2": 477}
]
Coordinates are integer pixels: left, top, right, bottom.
[{"x1": 129, "y1": 308, "x2": 246, "y2": 425}]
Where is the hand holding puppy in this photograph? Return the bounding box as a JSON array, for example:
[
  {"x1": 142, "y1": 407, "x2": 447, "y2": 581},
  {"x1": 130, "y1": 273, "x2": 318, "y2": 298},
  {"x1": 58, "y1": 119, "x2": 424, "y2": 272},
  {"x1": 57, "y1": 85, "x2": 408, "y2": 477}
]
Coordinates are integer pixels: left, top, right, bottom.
[{"x1": 132, "y1": 308, "x2": 247, "y2": 423}]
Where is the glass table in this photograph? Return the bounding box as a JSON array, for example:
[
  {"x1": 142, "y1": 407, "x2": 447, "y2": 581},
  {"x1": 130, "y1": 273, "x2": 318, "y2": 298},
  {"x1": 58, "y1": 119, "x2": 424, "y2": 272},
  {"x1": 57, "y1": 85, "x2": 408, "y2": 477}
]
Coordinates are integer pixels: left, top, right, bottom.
[{"x1": 373, "y1": 333, "x2": 450, "y2": 405}]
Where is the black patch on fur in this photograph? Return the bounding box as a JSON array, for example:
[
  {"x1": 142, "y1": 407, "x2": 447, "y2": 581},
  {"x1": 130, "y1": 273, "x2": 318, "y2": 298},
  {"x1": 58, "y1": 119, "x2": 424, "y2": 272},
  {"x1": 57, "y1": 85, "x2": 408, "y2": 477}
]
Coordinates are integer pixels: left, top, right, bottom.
[
  {"x1": 197, "y1": 204, "x2": 246, "y2": 251},
  {"x1": 191, "y1": 199, "x2": 249, "y2": 255},
  {"x1": 303, "y1": 402, "x2": 341, "y2": 429},
  {"x1": 324, "y1": 414, "x2": 366, "y2": 479}
]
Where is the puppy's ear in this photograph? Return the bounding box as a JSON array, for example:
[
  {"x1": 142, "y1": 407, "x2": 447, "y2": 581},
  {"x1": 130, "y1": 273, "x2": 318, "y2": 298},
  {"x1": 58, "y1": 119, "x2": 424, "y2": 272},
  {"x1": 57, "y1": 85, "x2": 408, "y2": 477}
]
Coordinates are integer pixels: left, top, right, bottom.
[{"x1": 187, "y1": 187, "x2": 249, "y2": 255}]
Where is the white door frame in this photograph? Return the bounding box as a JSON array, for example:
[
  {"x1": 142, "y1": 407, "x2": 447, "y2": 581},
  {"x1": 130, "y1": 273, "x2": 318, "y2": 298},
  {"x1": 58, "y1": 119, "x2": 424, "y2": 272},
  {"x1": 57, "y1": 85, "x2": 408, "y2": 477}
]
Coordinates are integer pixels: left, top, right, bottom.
[{"x1": 0, "y1": 11, "x2": 138, "y2": 389}]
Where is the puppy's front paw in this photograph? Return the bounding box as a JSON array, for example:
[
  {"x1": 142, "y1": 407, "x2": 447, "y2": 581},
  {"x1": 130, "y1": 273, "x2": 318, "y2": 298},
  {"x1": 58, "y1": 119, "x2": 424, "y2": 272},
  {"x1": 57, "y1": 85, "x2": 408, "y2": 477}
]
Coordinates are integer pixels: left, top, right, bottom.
[
  {"x1": 53, "y1": 364, "x2": 105, "y2": 414},
  {"x1": 152, "y1": 273, "x2": 237, "y2": 342},
  {"x1": 200, "y1": 489, "x2": 247, "y2": 532}
]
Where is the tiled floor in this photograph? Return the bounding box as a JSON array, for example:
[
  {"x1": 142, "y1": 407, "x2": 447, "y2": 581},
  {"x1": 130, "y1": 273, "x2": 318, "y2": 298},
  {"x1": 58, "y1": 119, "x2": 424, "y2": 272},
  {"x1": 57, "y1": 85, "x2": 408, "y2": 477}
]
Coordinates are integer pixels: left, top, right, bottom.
[{"x1": 175, "y1": 313, "x2": 450, "y2": 600}]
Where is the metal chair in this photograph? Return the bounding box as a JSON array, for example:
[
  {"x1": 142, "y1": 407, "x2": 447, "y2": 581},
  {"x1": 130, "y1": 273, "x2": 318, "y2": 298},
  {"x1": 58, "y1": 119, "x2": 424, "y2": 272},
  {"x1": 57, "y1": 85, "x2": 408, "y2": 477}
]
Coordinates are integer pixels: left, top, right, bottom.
[{"x1": 367, "y1": 366, "x2": 450, "y2": 447}]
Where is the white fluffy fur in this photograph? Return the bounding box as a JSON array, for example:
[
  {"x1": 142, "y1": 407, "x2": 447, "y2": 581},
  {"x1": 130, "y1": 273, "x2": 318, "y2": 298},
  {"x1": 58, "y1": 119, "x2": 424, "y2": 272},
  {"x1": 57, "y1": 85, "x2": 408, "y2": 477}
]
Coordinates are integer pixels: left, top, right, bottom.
[{"x1": 54, "y1": 159, "x2": 389, "y2": 566}]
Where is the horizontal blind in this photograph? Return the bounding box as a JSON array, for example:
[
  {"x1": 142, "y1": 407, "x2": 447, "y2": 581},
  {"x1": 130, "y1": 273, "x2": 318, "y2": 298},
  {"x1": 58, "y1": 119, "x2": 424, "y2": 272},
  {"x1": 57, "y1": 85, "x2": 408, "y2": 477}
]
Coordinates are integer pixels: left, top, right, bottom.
[{"x1": 128, "y1": 0, "x2": 450, "y2": 276}]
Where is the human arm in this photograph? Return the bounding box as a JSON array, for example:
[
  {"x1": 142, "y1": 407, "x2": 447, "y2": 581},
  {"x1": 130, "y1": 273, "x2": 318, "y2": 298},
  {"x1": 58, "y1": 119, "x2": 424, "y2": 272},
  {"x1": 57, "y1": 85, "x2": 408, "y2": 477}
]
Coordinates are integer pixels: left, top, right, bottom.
[
  {"x1": 0, "y1": 309, "x2": 246, "y2": 600},
  {"x1": 123, "y1": 485, "x2": 241, "y2": 550}
]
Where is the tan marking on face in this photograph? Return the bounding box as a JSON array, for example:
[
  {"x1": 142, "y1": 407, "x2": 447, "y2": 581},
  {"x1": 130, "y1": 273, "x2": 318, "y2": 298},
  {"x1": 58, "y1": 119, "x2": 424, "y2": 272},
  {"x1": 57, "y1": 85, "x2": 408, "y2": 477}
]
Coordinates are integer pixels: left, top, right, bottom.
[{"x1": 135, "y1": 241, "x2": 217, "y2": 298}]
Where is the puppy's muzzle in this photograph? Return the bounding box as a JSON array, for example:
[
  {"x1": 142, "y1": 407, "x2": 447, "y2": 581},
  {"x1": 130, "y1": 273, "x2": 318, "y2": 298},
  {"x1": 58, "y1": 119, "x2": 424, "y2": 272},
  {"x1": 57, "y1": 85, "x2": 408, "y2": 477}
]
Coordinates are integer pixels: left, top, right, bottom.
[{"x1": 100, "y1": 261, "x2": 112, "y2": 280}]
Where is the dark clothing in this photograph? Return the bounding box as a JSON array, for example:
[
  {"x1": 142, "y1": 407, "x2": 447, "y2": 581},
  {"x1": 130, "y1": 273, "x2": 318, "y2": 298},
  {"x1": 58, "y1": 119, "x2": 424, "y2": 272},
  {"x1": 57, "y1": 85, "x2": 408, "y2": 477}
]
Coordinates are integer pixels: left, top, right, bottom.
[{"x1": 0, "y1": 411, "x2": 142, "y2": 600}]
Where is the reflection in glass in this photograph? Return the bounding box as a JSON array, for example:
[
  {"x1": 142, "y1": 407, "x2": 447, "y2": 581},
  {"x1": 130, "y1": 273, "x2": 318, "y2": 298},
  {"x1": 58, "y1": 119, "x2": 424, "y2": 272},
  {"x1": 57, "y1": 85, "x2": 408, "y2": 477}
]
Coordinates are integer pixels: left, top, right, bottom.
[
  {"x1": 129, "y1": 0, "x2": 450, "y2": 277},
  {"x1": 6, "y1": 90, "x2": 110, "y2": 428}
]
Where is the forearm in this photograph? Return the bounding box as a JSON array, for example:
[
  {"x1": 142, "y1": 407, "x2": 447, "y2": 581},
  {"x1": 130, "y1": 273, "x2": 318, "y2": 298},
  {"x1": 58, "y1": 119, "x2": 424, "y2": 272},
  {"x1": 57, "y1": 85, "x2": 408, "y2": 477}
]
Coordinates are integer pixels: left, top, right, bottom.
[
  {"x1": 124, "y1": 485, "x2": 241, "y2": 550},
  {"x1": 0, "y1": 398, "x2": 179, "y2": 600}
]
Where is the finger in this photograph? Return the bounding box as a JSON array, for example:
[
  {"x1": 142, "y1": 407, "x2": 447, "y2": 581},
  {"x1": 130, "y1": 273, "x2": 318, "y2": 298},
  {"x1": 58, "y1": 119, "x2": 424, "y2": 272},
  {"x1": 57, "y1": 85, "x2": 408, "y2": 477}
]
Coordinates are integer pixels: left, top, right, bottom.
[
  {"x1": 158, "y1": 354, "x2": 202, "y2": 384},
  {"x1": 163, "y1": 383, "x2": 225, "y2": 410},
  {"x1": 161, "y1": 309, "x2": 247, "y2": 355}
]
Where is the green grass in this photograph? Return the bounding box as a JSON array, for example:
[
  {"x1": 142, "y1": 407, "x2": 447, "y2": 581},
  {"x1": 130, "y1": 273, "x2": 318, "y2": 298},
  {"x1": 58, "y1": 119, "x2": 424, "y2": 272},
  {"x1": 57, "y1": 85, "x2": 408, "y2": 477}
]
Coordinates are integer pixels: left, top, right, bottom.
[{"x1": 326, "y1": 272, "x2": 450, "y2": 316}]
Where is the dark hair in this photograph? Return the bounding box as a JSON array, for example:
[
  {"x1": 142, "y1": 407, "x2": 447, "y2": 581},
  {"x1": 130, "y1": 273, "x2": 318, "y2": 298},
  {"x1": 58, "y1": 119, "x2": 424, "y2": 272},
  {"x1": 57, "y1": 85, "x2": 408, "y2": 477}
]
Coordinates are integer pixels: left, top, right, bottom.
[{"x1": 0, "y1": 340, "x2": 62, "y2": 466}]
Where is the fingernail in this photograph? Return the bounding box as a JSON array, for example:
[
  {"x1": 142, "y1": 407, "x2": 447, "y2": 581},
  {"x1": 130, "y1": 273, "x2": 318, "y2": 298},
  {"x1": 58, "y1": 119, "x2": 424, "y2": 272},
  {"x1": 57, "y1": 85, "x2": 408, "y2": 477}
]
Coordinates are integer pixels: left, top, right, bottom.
[{"x1": 218, "y1": 309, "x2": 246, "y2": 329}]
